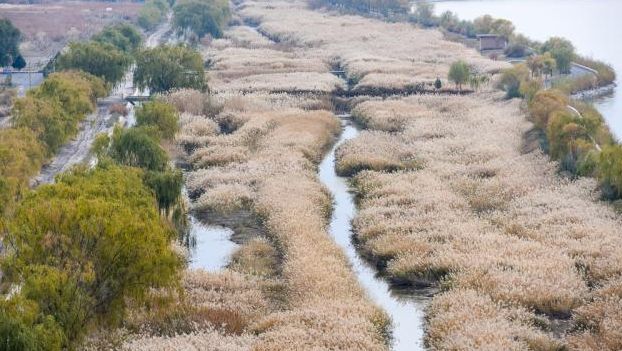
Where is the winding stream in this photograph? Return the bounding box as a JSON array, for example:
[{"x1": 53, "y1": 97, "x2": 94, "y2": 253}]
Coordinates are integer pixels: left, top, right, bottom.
[{"x1": 319, "y1": 115, "x2": 429, "y2": 351}]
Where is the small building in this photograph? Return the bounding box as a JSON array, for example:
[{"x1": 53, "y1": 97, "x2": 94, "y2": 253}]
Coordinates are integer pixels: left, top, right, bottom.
[{"x1": 477, "y1": 34, "x2": 507, "y2": 52}]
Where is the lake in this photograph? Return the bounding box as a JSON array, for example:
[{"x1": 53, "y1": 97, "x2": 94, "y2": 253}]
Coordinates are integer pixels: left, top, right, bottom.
[{"x1": 431, "y1": 0, "x2": 622, "y2": 139}]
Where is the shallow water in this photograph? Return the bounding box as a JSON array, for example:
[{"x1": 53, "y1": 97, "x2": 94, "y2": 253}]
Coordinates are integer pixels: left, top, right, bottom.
[
  {"x1": 431, "y1": 0, "x2": 622, "y2": 139},
  {"x1": 318, "y1": 116, "x2": 429, "y2": 351},
  {"x1": 187, "y1": 214, "x2": 238, "y2": 271}
]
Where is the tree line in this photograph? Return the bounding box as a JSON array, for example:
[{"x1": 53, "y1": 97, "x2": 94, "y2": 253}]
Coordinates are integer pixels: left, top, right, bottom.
[
  {"x1": 495, "y1": 62, "x2": 622, "y2": 201},
  {"x1": 411, "y1": 1, "x2": 615, "y2": 89},
  {"x1": 0, "y1": 20, "x2": 207, "y2": 350},
  {"x1": 0, "y1": 18, "x2": 26, "y2": 70}
]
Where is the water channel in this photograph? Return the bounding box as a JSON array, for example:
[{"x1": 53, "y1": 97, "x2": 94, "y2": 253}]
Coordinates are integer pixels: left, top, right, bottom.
[{"x1": 318, "y1": 115, "x2": 430, "y2": 351}]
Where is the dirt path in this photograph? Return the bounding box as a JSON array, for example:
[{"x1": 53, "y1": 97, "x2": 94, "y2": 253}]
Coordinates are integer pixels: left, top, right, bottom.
[{"x1": 33, "y1": 16, "x2": 172, "y2": 185}]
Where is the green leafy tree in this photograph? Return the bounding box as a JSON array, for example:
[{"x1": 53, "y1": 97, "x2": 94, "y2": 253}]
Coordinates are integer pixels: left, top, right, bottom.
[
  {"x1": 598, "y1": 144, "x2": 622, "y2": 199},
  {"x1": 0, "y1": 19, "x2": 21, "y2": 67},
  {"x1": 0, "y1": 295, "x2": 64, "y2": 351},
  {"x1": 57, "y1": 41, "x2": 130, "y2": 85},
  {"x1": 144, "y1": 169, "x2": 183, "y2": 214},
  {"x1": 1, "y1": 166, "x2": 181, "y2": 347},
  {"x1": 134, "y1": 44, "x2": 207, "y2": 94},
  {"x1": 136, "y1": 100, "x2": 180, "y2": 139},
  {"x1": 11, "y1": 54, "x2": 26, "y2": 71},
  {"x1": 108, "y1": 126, "x2": 168, "y2": 171},
  {"x1": 448, "y1": 60, "x2": 470, "y2": 91},
  {"x1": 412, "y1": 1, "x2": 435, "y2": 27},
  {"x1": 137, "y1": 4, "x2": 164, "y2": 30},
  {"x1": 434, "y1": 77, "x2": 442, "y2": 90},
  {"x1": 541, "y1": 37, "x2": 575, "y2": 74},
  {"x1": 149, "y1": 0, "x2": 171, "y2": 13},
  {"x1": 92, "y1": 24, "x2": 142, "y2": 54},
  {"x1": 0, "y1": 128, "x2": 45, "y2": 220},
  {"x1": 173, "y1": 0, "x2": 231, "y2": 38},
  {"x1": 12, "y1": 71, "x2": 106, "y2": 154},
  {"x1": 12, "y1": 96, "x2": 70, "y2": 154}
]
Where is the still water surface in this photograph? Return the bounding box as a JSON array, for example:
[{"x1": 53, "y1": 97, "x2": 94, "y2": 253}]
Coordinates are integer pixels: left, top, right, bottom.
[
  {"x1": 319, "y1": 116, "x2": 429, "y2": 351},
  {"x1": 433, "y1": 0, "x2": 622, "y2": 139}
]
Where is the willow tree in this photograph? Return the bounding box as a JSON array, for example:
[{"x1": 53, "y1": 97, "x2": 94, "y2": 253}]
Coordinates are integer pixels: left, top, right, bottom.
[
  {"x1": 1, "y1": 166, "x2": 181, "y2": 348},
  {"x1": 56, "y1": 41, "x2": 130, "y2": 85},
  {"x1": 134, "y1": 44, "x2": 207, "y2": 94},
  {"x1": 135, "y1": 100, "x2": 180, "y2": 139},
  {"x1": 173, "y1": 0, "x2": 230, "y2": 38}
]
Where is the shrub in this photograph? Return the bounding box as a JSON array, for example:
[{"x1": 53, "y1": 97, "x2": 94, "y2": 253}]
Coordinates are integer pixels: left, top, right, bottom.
[
  {"x1": 497, "y1": 63, "x2": 529, "y2": 99},
  {"x1": 597, "y1": 144, "x2": 622, "y2": 199},
  {"x1": 529, "y1": 89, "x2": 568, "y2": 129},
  {"x1": 504, "y1": 42, "x2": 527, "y2": 58}
]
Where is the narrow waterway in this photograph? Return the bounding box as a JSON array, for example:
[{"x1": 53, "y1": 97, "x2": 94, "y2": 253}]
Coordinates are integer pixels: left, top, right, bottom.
[{"x1": 318, "y1": 115, "x2": 429, "y2": 351}]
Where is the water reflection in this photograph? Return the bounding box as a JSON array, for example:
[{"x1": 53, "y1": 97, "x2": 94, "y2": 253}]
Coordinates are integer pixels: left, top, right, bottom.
[{"x1": 318, "y1": 115, "x2": 429, "y2": 351}]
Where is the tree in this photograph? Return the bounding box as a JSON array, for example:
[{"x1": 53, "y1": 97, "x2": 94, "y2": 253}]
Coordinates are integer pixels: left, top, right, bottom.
[
  {"x1": 108, "y1": 126, "x2": 169, "y2": 171},
  {"x1": 526, "y1": 54, "x2": 545, "y2": 77},
  {"x1": 541, "y1": 37, "x2": 575, "y2": 74},
  {"x1": 473, "y1": 15, "x2": 493, "y2": 34},
  {"x1": 542, "y1": 52, "x2": 557, "y2": 80},
  {"x1": 2, "y1": 166, "x2": 181, "y2": 347},
  {"x1": 0, "y1": 128, "x2": 45, "y2": 220},
  {"x1": 434, "y1": 77, "x2": 442, "y2": 90},
  {"x1": 173, "y1": 0, "x2": 231, "y2": 38},
  {"x1": 12, "y1": 96, "x2": 71, "y2": 154},
  {"x1": 57, "y1": 41, "x2": 130, "y2": 85},
  {"x1": 143, "y1": 169, "x2": 183, "y2": 214},
  {"x1": 0, "y1": 19, "x2": 21, "y2": 67},
  {"x1": 11, "y1": 54, "x2": 26, "y2": 71},
  {"x1": 448, "y1": 60, "x2": 470, "y2": 91},
  {"x1": 439, "y1": 11, "x2": 459, "y2": 32},
  {"x1": 412, "y1": 1, "x2": 435, "y2": 27},
  {"x1": 135, "y1": 100, "x2": 180, "y2": 139},
  {"x1": 12, "y1": 71, "x2": 106, "y2": 154},
  {"x1": 93, "y1": 23, "x2": 142, "y2": 54},
  {"x1": 137, "y1": 4, "x2": 164, "y2": 31},
  {"x1": 0, "y1": 295, "x2": 64, "y2": 351},
  {"x1": 134, "y1": 44, "x2": 207, "y2": 94}
]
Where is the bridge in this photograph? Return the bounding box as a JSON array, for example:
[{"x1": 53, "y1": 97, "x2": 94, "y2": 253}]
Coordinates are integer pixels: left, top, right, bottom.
[{"x1": 124, "y1": 95, "x2": 151, "y2": 105}]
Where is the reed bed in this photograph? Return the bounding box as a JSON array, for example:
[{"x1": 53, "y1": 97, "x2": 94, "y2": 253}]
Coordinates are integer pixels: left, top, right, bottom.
[
  {"x1": 177, "y1": 91, "x2": 389, "y2": 350},
  {"x1": 238, "y1": 0, "x2": 508, "y2": 91},
  {"x1": 336, "y1": 93, "x2": 622, "y2": 350},
  {"x1": 204, "y1": 27, "x2": 341, "y2": 93}
]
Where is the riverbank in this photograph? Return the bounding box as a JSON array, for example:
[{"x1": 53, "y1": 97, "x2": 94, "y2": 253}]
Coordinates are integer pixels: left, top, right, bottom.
[{"x1": 90, "y1": 0, "x2": 622, "y2": 350}]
